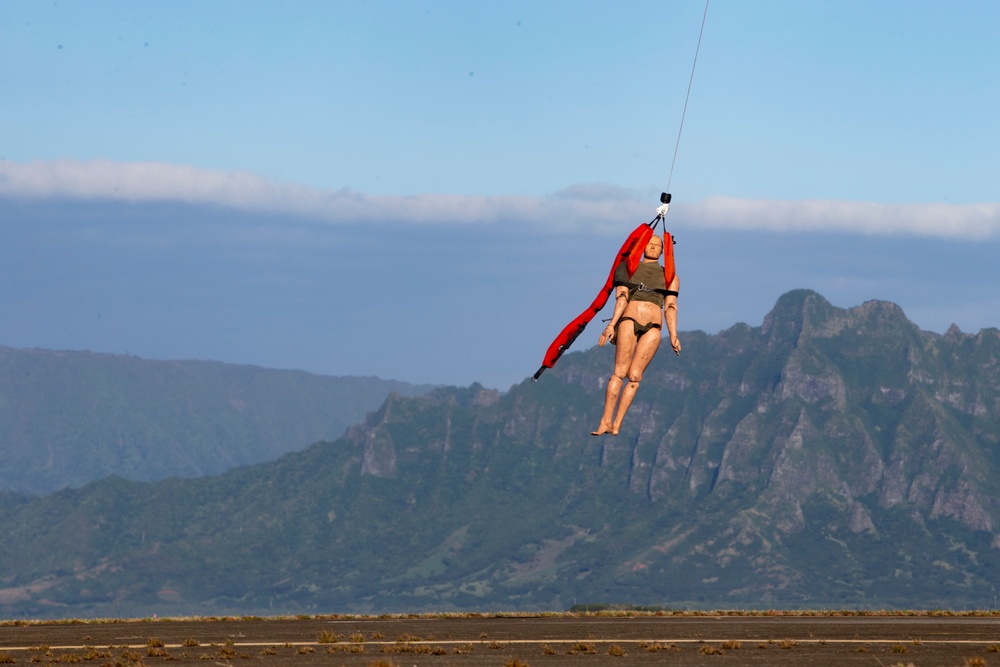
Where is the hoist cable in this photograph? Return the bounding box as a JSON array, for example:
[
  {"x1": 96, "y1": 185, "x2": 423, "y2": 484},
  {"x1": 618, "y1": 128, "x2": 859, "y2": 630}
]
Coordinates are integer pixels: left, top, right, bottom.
[{"x1": 665, "y1": 0, "x2": 710, "y2": 194}]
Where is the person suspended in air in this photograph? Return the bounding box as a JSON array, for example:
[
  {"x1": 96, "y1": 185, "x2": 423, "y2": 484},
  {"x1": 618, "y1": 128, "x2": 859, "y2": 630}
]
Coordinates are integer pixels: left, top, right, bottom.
[
  {"x1": 590, "y1": 233, "x2": 680, "y2": 436},
  {"x1": 533, "y1": 0, "x2": 705, "y2": 432}
]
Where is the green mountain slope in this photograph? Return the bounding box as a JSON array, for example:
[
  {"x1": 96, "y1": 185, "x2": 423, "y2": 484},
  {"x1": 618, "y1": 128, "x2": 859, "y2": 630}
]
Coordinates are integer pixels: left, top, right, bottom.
[
  {"x1": 1, "y1": 291, "x2": 998, "y2": 618},
  {"x1": 0, "y1": 347, "x2": 435, "y2": 494}
]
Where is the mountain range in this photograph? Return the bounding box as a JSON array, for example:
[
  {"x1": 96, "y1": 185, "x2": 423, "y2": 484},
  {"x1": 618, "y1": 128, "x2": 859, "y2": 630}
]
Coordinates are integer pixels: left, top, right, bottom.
[
  {"x1": 1, "y1": 289, "x2": 998, "y2": 619},
  {"x1": 0, "y1": 346, "x2": 434, "y2": 495}
]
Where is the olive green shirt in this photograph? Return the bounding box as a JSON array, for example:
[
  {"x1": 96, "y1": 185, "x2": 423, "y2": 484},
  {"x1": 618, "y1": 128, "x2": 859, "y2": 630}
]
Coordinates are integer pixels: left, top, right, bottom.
[{"x1": 614, "y1": 261, "x2": 667, "y2": 307}]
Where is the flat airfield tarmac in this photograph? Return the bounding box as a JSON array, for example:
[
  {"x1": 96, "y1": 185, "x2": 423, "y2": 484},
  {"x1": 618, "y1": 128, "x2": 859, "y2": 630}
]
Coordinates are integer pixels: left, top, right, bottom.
[{"x1": 4, "y1": 612, "x2": 1000, "y2": 666}]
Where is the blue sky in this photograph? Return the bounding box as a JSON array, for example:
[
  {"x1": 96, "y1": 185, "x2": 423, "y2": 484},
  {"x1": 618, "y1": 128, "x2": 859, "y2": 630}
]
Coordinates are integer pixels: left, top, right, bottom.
[{"x1": 2, "y1": 1, "x2": 999, "y2": 390}]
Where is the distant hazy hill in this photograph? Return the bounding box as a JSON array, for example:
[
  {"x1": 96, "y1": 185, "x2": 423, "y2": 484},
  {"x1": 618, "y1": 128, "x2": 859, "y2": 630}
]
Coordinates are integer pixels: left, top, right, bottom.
[
  {"x1": 0, "y1": 346, "x2": 435, "y2": 494},
  {"x1": 1, "y1": 290, "x2": 998, "y2": 618}
]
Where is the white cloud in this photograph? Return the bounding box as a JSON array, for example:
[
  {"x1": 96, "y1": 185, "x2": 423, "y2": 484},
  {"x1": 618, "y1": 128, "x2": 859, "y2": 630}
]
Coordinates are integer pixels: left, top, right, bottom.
[
  {"x1": 689, "y1": 196, "x2": 1000, "y2": 240},
  {"x1": 2, "y1": 159, "x2": 998, "y2": 239},
  {"x1": 0, "y1": 159, "x2": 650, "y2": 231}
]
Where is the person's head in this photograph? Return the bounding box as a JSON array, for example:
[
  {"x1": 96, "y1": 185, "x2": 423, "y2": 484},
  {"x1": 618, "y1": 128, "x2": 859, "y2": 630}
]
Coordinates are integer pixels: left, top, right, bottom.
[{"x1": 643, "y1": 234, "x2": 663, "y2": 261}]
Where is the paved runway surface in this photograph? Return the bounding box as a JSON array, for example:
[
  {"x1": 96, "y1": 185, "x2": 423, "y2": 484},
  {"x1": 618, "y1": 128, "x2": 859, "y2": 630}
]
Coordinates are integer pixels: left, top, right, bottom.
[{"x1": 3, "y1": 613, "x2": 1000, "y2": 665}]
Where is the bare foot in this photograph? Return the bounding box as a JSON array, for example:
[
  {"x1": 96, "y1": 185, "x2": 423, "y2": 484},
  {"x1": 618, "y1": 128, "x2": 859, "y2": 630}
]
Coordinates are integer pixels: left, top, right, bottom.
[{"x1": 591, "y1": 423, "x2": 613, "y2": 436}]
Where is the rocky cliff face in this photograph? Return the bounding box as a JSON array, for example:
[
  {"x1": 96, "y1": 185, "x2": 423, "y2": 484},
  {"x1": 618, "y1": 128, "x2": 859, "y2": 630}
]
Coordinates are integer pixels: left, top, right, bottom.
[{"x1": 571, "y1": 291, "x2": 997, "y2": 601}]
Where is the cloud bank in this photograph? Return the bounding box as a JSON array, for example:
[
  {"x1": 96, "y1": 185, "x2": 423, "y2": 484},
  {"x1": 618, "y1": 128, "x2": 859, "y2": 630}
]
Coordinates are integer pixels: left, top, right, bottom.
[
  {"x1": 2, "y1": 159, "x2": 998, "y2": 239},
  {"x1": 693, "y1": 196, "x2": 1000, "y2": 240}
]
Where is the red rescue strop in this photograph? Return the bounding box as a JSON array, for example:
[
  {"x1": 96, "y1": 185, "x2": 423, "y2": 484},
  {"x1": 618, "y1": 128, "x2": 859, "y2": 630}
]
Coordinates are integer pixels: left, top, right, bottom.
[{"x1": 533, "y1": 220, "x2": 674, "y2": 380}]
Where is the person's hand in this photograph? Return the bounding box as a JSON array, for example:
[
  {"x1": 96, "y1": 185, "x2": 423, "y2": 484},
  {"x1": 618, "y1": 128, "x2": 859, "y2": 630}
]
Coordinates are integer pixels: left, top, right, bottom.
[
  {"x1": 598, "y1": 324, "x2": 615, "y2": 347},
  {"x1": 670, "y1": 335, "x2": 682, "y2": 356}
]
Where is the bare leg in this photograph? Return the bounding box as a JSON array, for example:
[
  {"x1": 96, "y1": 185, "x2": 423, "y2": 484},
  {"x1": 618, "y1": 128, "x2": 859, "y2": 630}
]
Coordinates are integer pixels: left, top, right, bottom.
[
  {"x1": 610, "y1": 328, "x2": 661, "y2": 433},
  {"x1": 591, "y1": 375, "x2": 623, "y2": 435},
  {"x1": 592, "y1": 323, "x2": 637, "y2": 436},
  {"x1": 611, "y1": 380, "x2": 640, "y2": 433}
]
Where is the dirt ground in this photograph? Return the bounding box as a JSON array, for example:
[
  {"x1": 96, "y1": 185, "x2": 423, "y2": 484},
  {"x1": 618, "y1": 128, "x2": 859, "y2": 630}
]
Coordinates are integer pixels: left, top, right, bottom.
[{"x1": 3, "y1": 613, "x2": 1000, "y2": 666}]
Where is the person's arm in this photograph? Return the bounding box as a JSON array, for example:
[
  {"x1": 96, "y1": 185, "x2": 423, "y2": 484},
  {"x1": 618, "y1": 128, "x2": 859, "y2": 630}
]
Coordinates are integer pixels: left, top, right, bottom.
[
  {"x1": 664, "y1": 275, "x2": 681, "y2": 355},
  {"x1": 598, "y1": 286, "x2": 629, "y2": 347}
]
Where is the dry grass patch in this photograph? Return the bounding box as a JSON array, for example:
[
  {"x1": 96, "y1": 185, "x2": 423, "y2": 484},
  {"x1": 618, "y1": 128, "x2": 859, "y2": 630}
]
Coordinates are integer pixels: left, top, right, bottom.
[
  {"x1": 566, "y1": 642, "x2": 595, "y2": 655},
  {"x1": 381, "y1": 643, "x2": 436, "y2": 655},
  {"x1": 639, "y1": 641, "x2": 678, "y2": 652},
  {"x1": 326, "y1": 644, "x2": 366, "y2": 654},
  {"x1": 83, "y1": 649, "x2": 112, "y2": 661}
]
